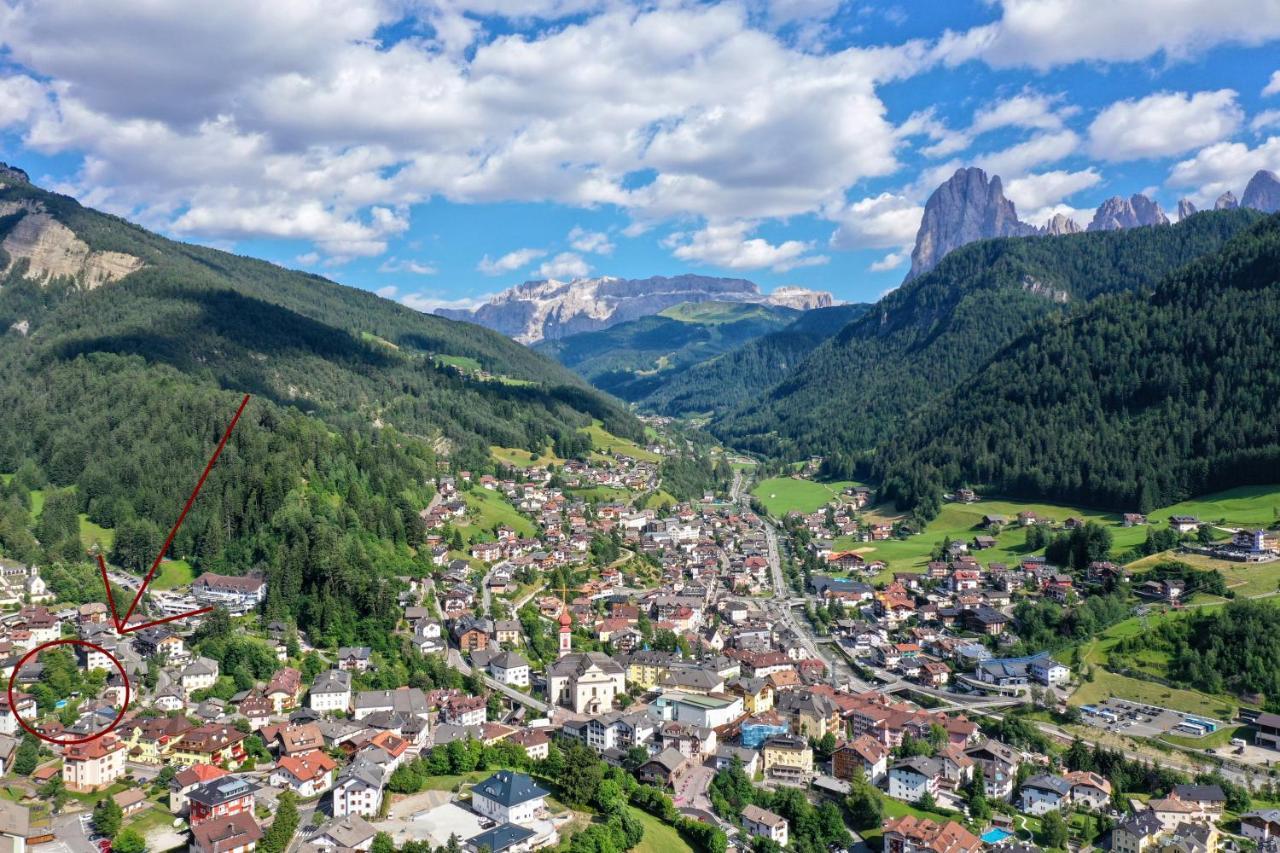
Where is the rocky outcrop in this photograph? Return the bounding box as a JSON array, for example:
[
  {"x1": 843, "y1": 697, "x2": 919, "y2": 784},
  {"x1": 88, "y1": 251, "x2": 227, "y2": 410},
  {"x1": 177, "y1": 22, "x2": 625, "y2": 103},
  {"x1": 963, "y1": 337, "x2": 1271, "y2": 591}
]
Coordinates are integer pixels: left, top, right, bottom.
[
  {"x1": 438, "y1": 274, "x2": 833, "y2": 343},
  {"x1": 1177, "y1": 199, "x2": 1197, "y2": 220},
  {"x1": 0, "y1": 200, "x2": 144, "y2": 289},
  {"x1": 0, "y1": 163, "x2": 28, "y2": 186},
  {"x1": 1041, "y1": 214, "x2": 1082, "y2": 236},
  {"x1": 906, "y1": 167, "x2": 1035, "y2": 282},
  {"x1": 1215, "y1": 191, "x2": 1239, "y2": 210},
  {"x1": 1242, "y1": 169, "x2": 1280, "y2": 213},
  {"x1": 1087, "y1": 194, "x2": 1169, "y2": 232}
]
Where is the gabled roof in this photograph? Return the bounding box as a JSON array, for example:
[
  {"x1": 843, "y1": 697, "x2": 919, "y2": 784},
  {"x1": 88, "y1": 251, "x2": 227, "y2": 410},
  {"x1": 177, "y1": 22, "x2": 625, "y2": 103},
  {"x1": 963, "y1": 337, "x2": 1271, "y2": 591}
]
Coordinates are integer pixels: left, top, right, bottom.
[{"x1": 471, "y1": 770, "x2": 548, "y2": 807}]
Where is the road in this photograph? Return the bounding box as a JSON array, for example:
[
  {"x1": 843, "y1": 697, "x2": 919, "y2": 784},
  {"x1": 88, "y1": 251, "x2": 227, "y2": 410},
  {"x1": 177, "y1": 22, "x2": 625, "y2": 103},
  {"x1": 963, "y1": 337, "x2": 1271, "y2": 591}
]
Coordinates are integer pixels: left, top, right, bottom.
[
  {"x1": 446, "y1": 648, "x2": 550, "y2": 714},
  {"x1": 52, "y1": 812, "x2": 97, "y2": 853}
]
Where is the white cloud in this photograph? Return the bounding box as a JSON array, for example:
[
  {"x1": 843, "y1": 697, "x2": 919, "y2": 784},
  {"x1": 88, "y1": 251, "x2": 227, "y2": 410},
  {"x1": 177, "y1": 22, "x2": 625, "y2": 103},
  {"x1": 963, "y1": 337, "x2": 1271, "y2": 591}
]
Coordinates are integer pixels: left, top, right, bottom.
[
  {"x1": 1253, "y1": 109, "x2": 1280, "y2": 133},
  {"x1": 921, "y1": 91, "x2": 1068, "y2": 158},
  {"x1": 378, "y1": 257, "x2": 439, "y2": 275},
  {"x1": 1167, "y1": 135, "x2": 1280, "y2": 206},
  {"x1": 536, "y1": 251, "x2": 591, "y2": 279},
  {"x1": 869, "y1": 250, "x2": 907, "y2": 272},
  {"x1": 1087, "y1": 90, "x2": 1242, "y2": 161},
  {"x1": 1264, "y1": 70, "x2": 1280, "y2": 97},
  {"x1": 295, "y1": 252, "x2": 320, "y2": 266},
  {"x1": 0, "y1": 1, "x2": 934, "y2": 264},
  {"x1": 567, "y1": 226, "x2": 614, "y2": 255},
  {"x1": 375, "y1": 285, "x2": 398, "y2": 298},
  {"x1": 666, "y1": 220, "x2": 828, "y2": 272},
  {"x1": 827, "y1": 192, "x2": 922, "y2": 250},
  {"x1": 0, "y1": 75, "x2": 47, "y2": 128},
  {"x1": 1004, "y1": 168, "x2": 1101, "y2": 212},
  {"x1": 477, "y1": 247, "x2": 546, "y2": 275},
  {"x1": 974, "y1": 129, "x2": 1080, "y2": 177},
  {"x1": 937, "y1": 0, "x2": 1280, "y2": 70}
]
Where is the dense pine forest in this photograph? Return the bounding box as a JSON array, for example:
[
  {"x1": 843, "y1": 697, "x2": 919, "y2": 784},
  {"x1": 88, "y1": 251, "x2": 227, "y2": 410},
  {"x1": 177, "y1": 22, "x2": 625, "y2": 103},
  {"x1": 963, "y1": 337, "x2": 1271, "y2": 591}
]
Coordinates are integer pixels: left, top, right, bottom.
[
  {"x1": 0, "y1": 173, "x2": 642, "y2": 645},
  {"x1": 710, "y1": 210, "x2": 1264, "y2": 467},
  {"x1": 875, "y1": 213, "x2": 1280, "y2": 518}
]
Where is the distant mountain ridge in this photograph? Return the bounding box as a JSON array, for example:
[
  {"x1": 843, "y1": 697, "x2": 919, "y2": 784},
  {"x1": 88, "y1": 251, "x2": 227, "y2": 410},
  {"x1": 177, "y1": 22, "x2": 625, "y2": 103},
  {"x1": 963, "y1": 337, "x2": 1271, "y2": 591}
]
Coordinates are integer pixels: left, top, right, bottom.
[
  {"x1": 437, "y1": 274, "x2": 833, "y2": 344},
  {"x1": 905, "y1": 166, "x2": 1280, "y2": 281}
]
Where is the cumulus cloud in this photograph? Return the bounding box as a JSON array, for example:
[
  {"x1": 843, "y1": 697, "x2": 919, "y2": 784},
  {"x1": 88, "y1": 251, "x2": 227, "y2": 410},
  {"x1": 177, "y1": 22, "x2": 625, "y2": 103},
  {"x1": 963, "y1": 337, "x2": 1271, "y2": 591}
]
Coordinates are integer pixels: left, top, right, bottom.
[
  {"x1": 536, "y1": 252, "x2": 591, "y2": 279},
  {"x1": 400, "y1": 291, "x2": 497, "y2": 313},
  {"x1": 477, "y1": 247, "x2": 546, "y2": 275},
  {"x1": 827, "y1": 192, "x2": 923, "y2": 251},
  {"x1": 375, "y1": 285, "x2": 398, "y2": 298},
  {"x1": 1264, "y1": 70, "x2": 1280, "y2": 97},
  {"x1": 1004, "y1": 168, "x2": 1101, "y2": 213},
  {"x1": 666, "y1": 221, "x2": 828, "y2": 272},
  {"x1": 567, "y1": 226, "x2": 614, "y2": 255},
  {"x1": 921, "y1": 91, "x2": 1069, "y2": 158},
  {"x1": 869, "y1": 250, "x2": 908, "y2": 272},
  {"x1": 1252, "y1": 110, "x2": 1280, "y2": 133},
  {"x1": 1087, "y1": 90, "x2": 1242, "y2": 161},
  {"x1": 1167, "y1": 135, "x2": 1280, "y2": 206},
  {"x1": 937, "y1": 0, "x2": 1280, "y2": 70}
]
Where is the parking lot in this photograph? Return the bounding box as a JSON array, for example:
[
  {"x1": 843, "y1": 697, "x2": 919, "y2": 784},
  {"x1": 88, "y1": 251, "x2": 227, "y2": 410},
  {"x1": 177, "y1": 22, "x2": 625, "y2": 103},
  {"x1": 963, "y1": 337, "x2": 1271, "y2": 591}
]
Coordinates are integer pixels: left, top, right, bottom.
[{"x1": 1080, "y1": 698, "x2": 1224, "y2": 740}]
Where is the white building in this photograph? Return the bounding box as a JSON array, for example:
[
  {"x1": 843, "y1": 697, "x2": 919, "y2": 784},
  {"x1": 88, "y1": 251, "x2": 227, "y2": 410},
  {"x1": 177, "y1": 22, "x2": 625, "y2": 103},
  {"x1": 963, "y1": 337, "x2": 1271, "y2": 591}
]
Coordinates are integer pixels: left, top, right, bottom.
[
  {"x1": 888, "y1": 757, "x2": 941, "y2": 802},
  {"x1": 470, "y1": 771, "x2": 548, "y2": 826},
  {"x1": 742, "y1": 805, "x2": 789, "y2": 848},
  {"x1": 332, "y1": 760, "x2": 384, "y2": 819},
  {"x1": 489, "y1": 652, "x2": 531, "y2": 688},
  {"x1": 546, "y1": 652, "x2": 626, "y2": 715},
  {"x1": 649, "y1": 691, "x2": 744, "y2": 729},
  {"x1": 309, "y1": 670, "x2": 353, "y2": 713},
  {"x1": 1020, "y1": 775, "x2": 1072, "y2": 815}
]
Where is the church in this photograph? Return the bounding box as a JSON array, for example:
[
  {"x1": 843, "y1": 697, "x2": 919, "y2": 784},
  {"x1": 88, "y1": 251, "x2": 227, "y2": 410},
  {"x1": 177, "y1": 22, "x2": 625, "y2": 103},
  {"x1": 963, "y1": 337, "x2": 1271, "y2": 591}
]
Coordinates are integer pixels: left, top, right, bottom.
[{"x1": 546, "y1": 605, "x2": 626, "y2": 715}]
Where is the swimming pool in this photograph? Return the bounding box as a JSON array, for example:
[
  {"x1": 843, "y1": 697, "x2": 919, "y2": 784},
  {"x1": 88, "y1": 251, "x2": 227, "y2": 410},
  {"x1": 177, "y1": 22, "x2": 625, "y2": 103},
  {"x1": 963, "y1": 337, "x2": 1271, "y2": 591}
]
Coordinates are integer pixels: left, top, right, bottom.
[{"x1": 980, "y1": 828, "x2": 1012, "y2": 844}]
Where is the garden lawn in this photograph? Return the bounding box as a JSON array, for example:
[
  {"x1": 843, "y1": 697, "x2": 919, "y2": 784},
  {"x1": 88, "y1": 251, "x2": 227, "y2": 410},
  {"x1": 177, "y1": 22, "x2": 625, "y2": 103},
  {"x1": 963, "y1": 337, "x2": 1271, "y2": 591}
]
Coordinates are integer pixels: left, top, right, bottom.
[
  {"x1": 461, "y1": 489, "x2": 536, "y2": 541},
  {"x1": 1146, "y1": 485, "x2": 1280, "y2": 529},
  {"x1": 627, "y1": 806, "x2": 694, "y2": 853},
  {"x1": 152, "y1": 559, "x2": 195, "y2": 590},
  {"x1": 79, "y1": 514, "x2": 114, "y2": 550},
  {"x1": 751, "y1": 477, "x2": 857, "y2": 516}
]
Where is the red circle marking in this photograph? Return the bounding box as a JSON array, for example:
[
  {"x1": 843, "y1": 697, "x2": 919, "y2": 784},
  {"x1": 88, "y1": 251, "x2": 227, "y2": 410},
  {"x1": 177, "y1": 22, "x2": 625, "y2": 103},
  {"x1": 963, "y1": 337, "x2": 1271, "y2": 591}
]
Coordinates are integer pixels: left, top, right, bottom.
[{"x1": 7, "y1": 638, "x2": 131, "y2": 746}]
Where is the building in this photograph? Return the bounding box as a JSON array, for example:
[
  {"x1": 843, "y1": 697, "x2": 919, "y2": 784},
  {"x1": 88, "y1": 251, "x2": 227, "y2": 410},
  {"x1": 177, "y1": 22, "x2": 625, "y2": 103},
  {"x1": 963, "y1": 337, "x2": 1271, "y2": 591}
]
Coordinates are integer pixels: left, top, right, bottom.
[
  {"x1": 742, "y1": 805, "x2": 788, "y2": 847},
  {"x1": 332, "y1": 760, "x2": 385, "y2": 818},
  {"x1": 170, "y1": 725, "x2": 249, "y2": 768},
  {"x1": 834, "y1": 735, "x2": 889, "y2": 782},
  {"x1": 62, "y1": 734, "x2": 126, "y2": 792},
  {"x1": 170, "y1": 764, "x2": 229, "y2": 816},
  {"x1": 311, "y1": 815, "x2": 378, "y2": 851},
  {"x1": 882, "y1": 816, "x2": 980, "y2": 853},
  {"x1": 562, "y1": 712, "x2": 654, "y2": 754},
  {"x1": 489, "y1": 651, "x2": 531, "y2": 688},
  {"x1": 470, "y1": 771, "x2": 548, "y2": 826},
  {"x1": 192, "y1": 573, "x2": 267, "y2": 612},
  {"x1": 187, "y1": 777, "x2": 259, "y2": 828},
  {"x1": 649, "y1": 691, "x2": 743, "y2": 729},
  {"x1": 976, "y1": 652, "x2": 1069, "y2": 687},
  {"x1": 637, "y1": 748, "x2": 689, "y2": 788},
  {"x1": 465, "y1": 824, "x2": 538, "y2": 853},
  {"x1": 761, "y1": 735, "x2": 813, "y2": 782},
  {"x1": 1240, "y1": 810, "x2": 1280, "y2": 845},
  {"x1": 309, "y1": 670, "x2": 353, "y2": 713},
  {"x1": 546, "y1": 652, "x2": 626, "y2": 715},
  {"x1": 1113, "y1": 811, "x2": 1165, "y2": 853},
  {"x1": 1020, "y1": 774, "x2": 1072, "y2": 815},
  {"x1": 190, "y1": 812, "x2": 263, "y2": 853},
  {"x1": 1256, "y1": 712, "x2": 1280, "y2": 750},
  {"x1": 889, "y1": 757, "x2": 942, "y2": 802},
  {"x1": 336, "y1": 647, "x2": 373, "y2": 672},
  {"x1": 271, "y1": 752, "x2": 338, "y2": 797},
  {"x1": 181, "y1": 657, "x2": 221, "y2": 698}
]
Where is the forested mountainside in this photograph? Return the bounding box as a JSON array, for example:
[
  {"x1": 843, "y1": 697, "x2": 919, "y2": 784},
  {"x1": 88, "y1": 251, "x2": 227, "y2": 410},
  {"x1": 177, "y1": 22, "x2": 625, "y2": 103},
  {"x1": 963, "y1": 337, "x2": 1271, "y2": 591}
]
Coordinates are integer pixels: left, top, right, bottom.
[
  {"x1": 534, "y1": 301, "x2": 800, "y2": 403},
  {"x1": 0, "y1": 168, "x2": 640, "y2": 647},
  {"x1": 874, "y1": 213, "x2": 1280, "y2": 519},
  {"x1": 710, "y1": 209, "x2": 1265, "y2": 466},
  {"x1": 640, "y1": 303, "x2": 870, "y2": 418}
]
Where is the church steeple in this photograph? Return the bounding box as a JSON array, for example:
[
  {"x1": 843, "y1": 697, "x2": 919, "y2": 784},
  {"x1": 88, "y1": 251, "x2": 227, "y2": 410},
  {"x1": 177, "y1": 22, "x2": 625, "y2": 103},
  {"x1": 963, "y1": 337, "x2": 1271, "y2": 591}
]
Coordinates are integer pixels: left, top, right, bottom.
[{"x1": 558, "y1": 583, "x2": 572, "y2": 658}]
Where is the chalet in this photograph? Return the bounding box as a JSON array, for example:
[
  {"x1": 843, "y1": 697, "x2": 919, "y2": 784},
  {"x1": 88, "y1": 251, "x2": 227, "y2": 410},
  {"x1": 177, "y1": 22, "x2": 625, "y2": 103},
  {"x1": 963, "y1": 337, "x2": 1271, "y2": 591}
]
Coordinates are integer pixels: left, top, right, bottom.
[
  {"x1": 190, "y1": 813, "x2": 262, "y2": 853},
  {"x1": 336, "y1": 647, "x2": 372, "y2": 672},
  {"x1": 882, "y1": 816, "x2": 980, "y2": 853},
  {"x1": 888, "y1": 756, "x2": 942, "y2": 802},
  {"x1": 834, "y1": 735, "x2": 889, "y2": 782},
  {"x1": 742, "y1": 805, "x2": 789, "y2": 848},
  {"x1": 1169, "y1": 515, "x2": 1201, "y2": 533}
]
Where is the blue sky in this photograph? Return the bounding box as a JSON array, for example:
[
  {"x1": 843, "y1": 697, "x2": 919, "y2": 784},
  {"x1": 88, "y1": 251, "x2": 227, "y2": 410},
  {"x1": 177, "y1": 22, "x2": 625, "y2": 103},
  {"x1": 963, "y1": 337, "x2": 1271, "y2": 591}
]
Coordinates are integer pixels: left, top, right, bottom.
[{"x1": 1, "y1": 0, "x2": 1279, "y2": 308}]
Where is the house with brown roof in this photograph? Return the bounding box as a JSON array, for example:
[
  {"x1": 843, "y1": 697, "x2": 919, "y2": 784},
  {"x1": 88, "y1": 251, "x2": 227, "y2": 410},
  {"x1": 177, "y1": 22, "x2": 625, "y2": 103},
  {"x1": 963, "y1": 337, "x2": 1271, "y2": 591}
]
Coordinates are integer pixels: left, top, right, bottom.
[{"x1": 881, "y1": 815, "x2": 980, "y2": 853}]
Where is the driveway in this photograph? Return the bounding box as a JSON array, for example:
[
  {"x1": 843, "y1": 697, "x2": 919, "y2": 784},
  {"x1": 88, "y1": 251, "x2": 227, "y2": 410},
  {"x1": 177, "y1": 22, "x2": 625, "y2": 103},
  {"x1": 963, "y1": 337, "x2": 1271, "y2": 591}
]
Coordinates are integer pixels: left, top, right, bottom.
[
  {"x1": 673, "y1": 764, "x2": 715, "y2": 810},
  {"x1": 51, "y1": 813, "x2": 97, "y2": 853}
]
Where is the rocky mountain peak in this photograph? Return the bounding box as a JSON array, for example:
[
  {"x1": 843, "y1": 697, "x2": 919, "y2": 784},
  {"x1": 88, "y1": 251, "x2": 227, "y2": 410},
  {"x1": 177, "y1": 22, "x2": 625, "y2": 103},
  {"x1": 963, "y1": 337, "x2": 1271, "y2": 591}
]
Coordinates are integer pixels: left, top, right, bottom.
[
  {"x1": 905, "y1": 167, "x2": 1035, "y2": 282},
  {"x1": 438, "y1": 274, "x2": 833, "y2": 343},
  {"x1": 1242, "y1": 169, "x2": 1280, "y2": 213},
  {"x1": 1215, "y1": 191, "x2": 1239, "y2": 210},
  {"x1": 1042, "y1": 213, "x2": 1082, "y2": 236},
  {"x1": 1087, "y1": 194, "x2": 1169, "y2": 232},
  {"x1": 1177, "y1": 199, "x2": 1197, "y2": 220},
  {"x1": 0, "y1": 163, "x2": 29, "y2": 186}
]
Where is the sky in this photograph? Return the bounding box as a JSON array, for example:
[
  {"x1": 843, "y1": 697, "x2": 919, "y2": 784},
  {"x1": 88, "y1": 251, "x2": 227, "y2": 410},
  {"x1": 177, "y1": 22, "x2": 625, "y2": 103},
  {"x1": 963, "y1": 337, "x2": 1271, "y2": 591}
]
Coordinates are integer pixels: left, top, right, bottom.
[{"x1": 1, "y1": 0, "x2": 1279, "y2": 309}]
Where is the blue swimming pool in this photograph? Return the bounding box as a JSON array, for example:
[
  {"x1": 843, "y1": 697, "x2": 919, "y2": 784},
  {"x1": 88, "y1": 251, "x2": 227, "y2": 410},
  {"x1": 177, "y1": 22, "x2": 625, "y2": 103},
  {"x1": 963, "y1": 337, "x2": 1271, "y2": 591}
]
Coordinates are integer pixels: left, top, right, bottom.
[{"x1": 980, "y1": 829, "x2": 1012, "y2": 844}]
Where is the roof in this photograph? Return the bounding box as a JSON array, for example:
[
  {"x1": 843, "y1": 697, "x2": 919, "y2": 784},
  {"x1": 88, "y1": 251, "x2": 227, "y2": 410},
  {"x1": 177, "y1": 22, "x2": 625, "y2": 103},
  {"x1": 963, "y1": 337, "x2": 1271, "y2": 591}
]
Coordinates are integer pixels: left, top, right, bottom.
[
  {"x1": 191, "y1": 812, "x2": 263, "y2": 853},
  {"x1": 315, "y1": 815, "x2": 377, "y2": 848},
  {"x1": 471, "y1": 770, "x2": 548, "y2": 808},
  {"x1": 187, "y1": 776, "x2": 260, "y2": 807},
  {"x1": 1117, "y1": 810, "x2": 1164, "y2": 839},
  {"x1": 1173, "y1": 783, "x2": 1226, "y2": 802},
  {"x1": 467, "y1": 823, "x2": 537, "y2": 853},
  {"x1": 742, "y1": 805, "x2": 786, "y2": 828},
  {"x1": 1022, "y1": 774, "x2": 1072, "y2": 797},
  {"x1": 882, "y1": 815, "x2": 980, "y2": 853}
]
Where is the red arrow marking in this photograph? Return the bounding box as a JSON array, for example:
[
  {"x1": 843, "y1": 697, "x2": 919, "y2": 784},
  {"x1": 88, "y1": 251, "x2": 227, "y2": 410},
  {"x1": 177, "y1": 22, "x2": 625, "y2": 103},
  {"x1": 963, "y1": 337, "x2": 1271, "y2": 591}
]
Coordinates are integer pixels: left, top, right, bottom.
[{"x1": 98, "y1": 394, "x2": 250, "y2": 635}]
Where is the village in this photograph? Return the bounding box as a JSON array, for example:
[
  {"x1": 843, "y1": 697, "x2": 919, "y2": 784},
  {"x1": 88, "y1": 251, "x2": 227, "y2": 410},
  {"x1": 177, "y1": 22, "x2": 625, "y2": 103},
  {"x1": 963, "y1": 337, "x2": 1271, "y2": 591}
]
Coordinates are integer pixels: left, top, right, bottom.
[{"x1": 0, "y1": 441, "x2": 1277, "y2": 853}]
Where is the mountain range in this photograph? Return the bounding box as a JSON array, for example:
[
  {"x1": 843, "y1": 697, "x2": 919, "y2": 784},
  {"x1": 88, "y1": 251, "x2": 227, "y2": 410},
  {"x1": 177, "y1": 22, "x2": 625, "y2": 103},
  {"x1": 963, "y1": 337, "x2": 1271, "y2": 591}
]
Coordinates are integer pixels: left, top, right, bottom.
[
  {"x1": 906, "y1": 166, "x2": 1280, "y2": 281},
  {"x1": 437, "y1": 274, "x2": 833, "y2": 344}
]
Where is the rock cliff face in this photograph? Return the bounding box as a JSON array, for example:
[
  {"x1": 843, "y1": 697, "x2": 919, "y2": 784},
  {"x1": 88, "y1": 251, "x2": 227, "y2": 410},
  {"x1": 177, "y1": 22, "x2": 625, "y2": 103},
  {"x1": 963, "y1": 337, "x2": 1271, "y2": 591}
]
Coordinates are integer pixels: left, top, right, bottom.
[
  {"x1": 438, "y1": 274, "x2": 833, "y2": 343},
  {"x1": 1087, "y1": 194, "x2": 1170, "y2": 231},
  {"x1": 0, "y1": 199, "x2": 144, "y2": 289},
  {"x1": 1177, "y1": 199, "x2": 1198, "y2": 220},
  {"x1": 905, "y1": 167, "x2": 1035, "y2": 282},
  {"x1": 1215, "y1": 191, "x2": 1239, "y2": 210},
  {"x1": 1242, "y1": 170, "x2": 1280, "y2": 213},
  {"x1": 1042, "y1": 213, "x2": 1082, "y2": 236}
]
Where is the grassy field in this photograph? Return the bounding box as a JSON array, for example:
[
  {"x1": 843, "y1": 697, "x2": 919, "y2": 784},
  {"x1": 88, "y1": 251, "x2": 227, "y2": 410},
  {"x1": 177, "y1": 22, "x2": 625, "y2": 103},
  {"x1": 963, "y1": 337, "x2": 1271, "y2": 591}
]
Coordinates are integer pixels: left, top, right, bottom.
[
  {"x1": 79, "y1": 514, "x2": 114, "y2": 550},
  {"x1": 581, "y1": 420, "x2": 662, "y2": 463},
  {"x1": 570, "y1": 486, "x2": 632, "y2": 504},
  {"x1": 628, "y1": 806, "x2": 694, "y2": 853},
  {"x1": 751, "y1": 476, "x2": 857, "y2": 515},
  {"x1": 1146, "y1": 485, "x2": 1280, "y2": 528},
  {"x1": 490, "y1": 444, "x2": 566, "y2": 469},
  {"x1": 657, "y1": 301, "x2": 784, "y2": 324},
  {"x1": 858, "y1": 796, "x2": 958, "y2": 845},
  {"x1": 1161, "y1": 724, "x2": 1247, "y2": 749},
  {"x1": 461, "y1": 489, "x2": 536, "y2": 541},
  {"x1": 28, "y1": 488, "x2": 44, "y2": 517},
  {"x1": 152, "y1": 559, "x2": 195, "y2": 590},
  {"x1": 434, "y1": 354, "x2": 483, "y2": 371},
  {"x1": 644, "y1": 490, "x2": 678, "y2": 510}
]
